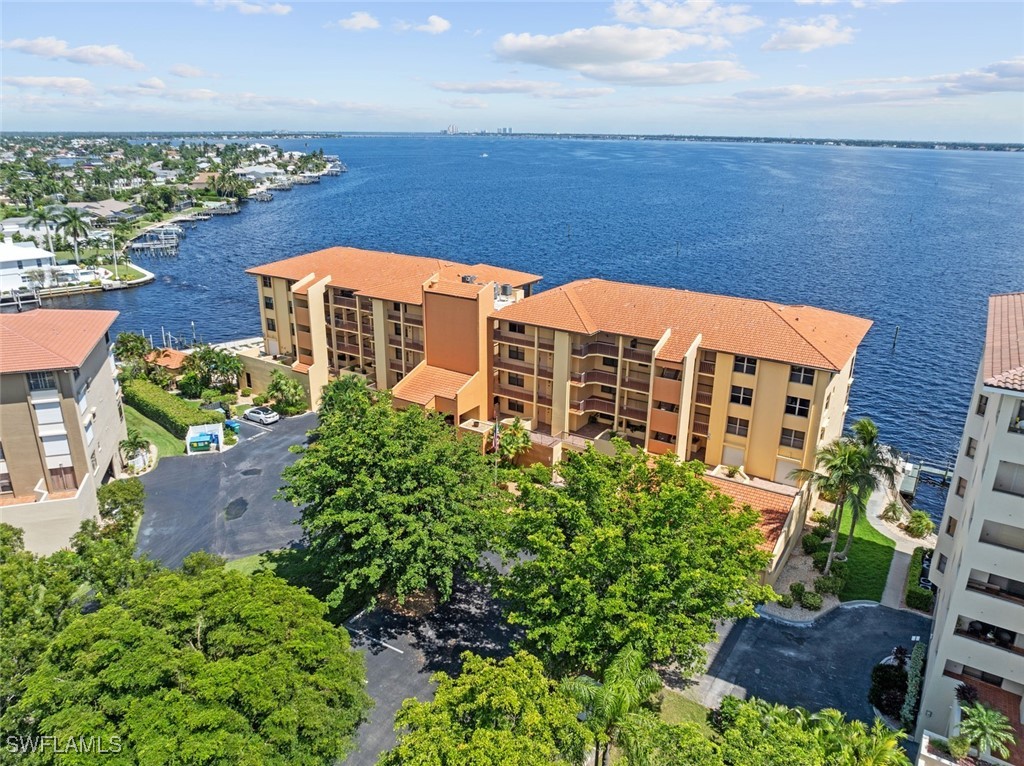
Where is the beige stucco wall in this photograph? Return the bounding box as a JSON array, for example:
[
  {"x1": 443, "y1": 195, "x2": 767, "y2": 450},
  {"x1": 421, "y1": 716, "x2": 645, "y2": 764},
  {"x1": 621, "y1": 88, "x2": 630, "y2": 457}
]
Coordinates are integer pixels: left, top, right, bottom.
[
  {"x1": 1, "y1": 472, "x2": 99, "y2": 555},
  {"x1": 239, "y1": 354, "x2": 313, "y2": 404}
]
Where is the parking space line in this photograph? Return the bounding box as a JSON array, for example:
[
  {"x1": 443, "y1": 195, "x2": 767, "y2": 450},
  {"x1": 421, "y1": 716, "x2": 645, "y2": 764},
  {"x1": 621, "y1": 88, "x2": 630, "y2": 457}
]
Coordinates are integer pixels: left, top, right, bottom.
[{"x1": 347, "y1": 628, "x2": 405, "y2": 654}]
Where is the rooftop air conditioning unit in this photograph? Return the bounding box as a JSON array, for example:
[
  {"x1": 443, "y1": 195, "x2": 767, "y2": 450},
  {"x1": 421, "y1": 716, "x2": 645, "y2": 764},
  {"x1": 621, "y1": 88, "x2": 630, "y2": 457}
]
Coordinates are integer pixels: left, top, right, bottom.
[
  {"x1": 500, "y1": 284, "x2": 512, "y2": 297},
  {"x1": 461, "y1": 275, "x2": 477, "y2": 284}
]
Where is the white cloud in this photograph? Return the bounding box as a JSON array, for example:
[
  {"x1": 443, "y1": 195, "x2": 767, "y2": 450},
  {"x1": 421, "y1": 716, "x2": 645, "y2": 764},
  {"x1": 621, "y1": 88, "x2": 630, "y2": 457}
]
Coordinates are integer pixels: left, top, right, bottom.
[
  {"x1": 611, "y1": 0, "x2": 763, "y2": 35},
  {"x1": 495, "y1": 25, "x2": 712, "y2": 69},
  {"x1": 3, "y1": 75, "x2": 96, "y2": 96},
  {"x1": 329, "y1": 11, "x2": 380, "y2": 31},
  {"x1": 762, "y1": 15, "x2": 855, "y2": 52},
  {"x1": 442, "y1": 97, "x2": 488, "y2": 109},
  {"x1": 139, "y1": 77, "x2": 166, "y2": 90},
  {"x1": 196, "y1": 0, "x2": 291, "y2": 15},
  {"x1": 433, "y1": 79, "x2": 560, "y2": 94},
  {"x1": 417, "y1": 15, "x2": 451, "y2": 34},
  {"x1": 542, "y1": 87, "x2": 617, "y2": 99},
  {"x1": 0, "y1": 36, "x2": 144, "y2": 69},
  {"x1": 577, "y1": 60, "x2": 751, "y2": 86},
  {"x1": 851, "y1": 0, "x2": 902, "y2": 8},
  {"x1": 169, "y1": 64, "x2": 216, "y2": 78},
  {"x1": 794, "y1": 0, "x2": 838, "y2": 5}
]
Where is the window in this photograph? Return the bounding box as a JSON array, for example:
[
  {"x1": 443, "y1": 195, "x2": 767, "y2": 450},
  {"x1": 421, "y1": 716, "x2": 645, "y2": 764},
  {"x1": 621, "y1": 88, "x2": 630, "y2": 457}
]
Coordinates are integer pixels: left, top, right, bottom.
[
  {"x1": 90, "y1": 451, "x2": 98, "y2": 470},
  {"x1": 653, "y1": 432, "x2": 676, "y2": 444},
  {"x1": 602, "y1": 357, "x2": 618, "y2": 369},
  {"x1": 508, "y1": 346, "x2": 525, "y2": 361},
  {"x1": 0, "y1": 471, "x2": 11, "y2": 495},
  {"x1": 965, "y1": 437, "x2": 977, "y2": 458},
  {"x1": 508, "y1": 400, "x2": 525, "y2": 413},
  {"x1": 508, "y1": 373, "x2": 525, "y2": 388},
  {"x1": 264, "y1": 296, "x2": 274, "y2": 310},
  {"x1": 659, "y1": 368, "x2": 681, "y2": 380},
  {"x1": 789, "y1": 366, "x2": 815, "y2": 385},
  {"x1": 508, "y1": 322, "x2": 526, "y2": 334},
  {"x1": 16, "y1": 260, "x2": 23, "y2": 269},
  {"x1": 730, "y1": 386, "x2": 753, "y2": 406},
  {"x1": 262, "y1": 275, "x2": 272, "y2": 288},
  {"x1": 288, "y1": 301, "x2": 293, "y2": 314},
  {"x1": 946, "y1": 517, "x2": 958, "y2": 536},
  {"x1": 393, "y1": 323, "x2": 401, "y2": 336},
  {"x1": 785, "y1": 396, "x2": 811, "y2": 417},
  {"x1": 73, "y1": 367, "x2": 81, "y2": 381},
  {"x1": 937, "y1": 554, "x2": 948, "y2": 573},
  {"x1": 780, "y1": 428, "x2": 805, "y2": 449},
  {"x1": 976, "y1": 394, "x2": 988, "y2": 416},
  {"x1": 28, "y1": 371, "x2": 56, "y2": 391},
  {"x1": 733, "y1": 356, "x2": 757, "y2": 375},
  {"x1": 726, "y1": 417, "x2": 749, "y2": 437},
  {"x1": 393, "y1": 302, "x2": 401, "y2": 311},
  {"x1": 266, "y1": 318, "x2": 276, "y2": 332},
  {"x1": 48, "y1": 466, "x2": 76, "y2": 491},
  {"x1": 956, "y1": 477, "x2": 968, "y2": 497},
  {"x1": 600, "y1": 385, "x2": 616, "y2": 395},
  {"x1": 655, "y1": 401, "x2": 679, "y2": 413}
]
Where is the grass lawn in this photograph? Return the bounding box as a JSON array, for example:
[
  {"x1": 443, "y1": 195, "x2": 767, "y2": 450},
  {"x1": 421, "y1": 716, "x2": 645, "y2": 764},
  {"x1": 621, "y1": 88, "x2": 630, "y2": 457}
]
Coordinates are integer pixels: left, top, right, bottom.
[
  {"x1": 125, "y1": 405, "x2": 184, "y2": 461},
  {"x1": 224, "y1": 551, "x2": 274, "y2": 575},
  {"x1": 658, "y1": 689, "x2": 713, "y2": 737},
  {"x1": 835, "y1": 499, "x2": 896, "y2": 602}
]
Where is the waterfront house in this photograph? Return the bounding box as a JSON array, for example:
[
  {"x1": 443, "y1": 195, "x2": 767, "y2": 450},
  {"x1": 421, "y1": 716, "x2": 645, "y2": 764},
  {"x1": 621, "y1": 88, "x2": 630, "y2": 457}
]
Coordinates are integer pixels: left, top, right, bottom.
[
  {"x1": 66, "y1": 199, "x2": 145, "y2": 226},
  {"x1": 0, "y1": 309, "x2": 127, "y2": 554},
  {"x1": 0, "y1": 239, "x2": 59, "y2": 292}
]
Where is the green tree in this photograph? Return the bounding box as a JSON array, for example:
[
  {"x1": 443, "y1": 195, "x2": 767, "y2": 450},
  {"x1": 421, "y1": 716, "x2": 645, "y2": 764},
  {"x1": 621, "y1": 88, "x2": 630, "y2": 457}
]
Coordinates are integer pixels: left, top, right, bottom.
[
  {"x1": 562, "y1": 645, "x2": 664, "y2": 766},
  {"x1": 26, "y1": 205, "x2": 57, "y2": 252},
  {"x1": 120, "y1": 427, "x2": 150, "y2": 463},
  {"x1": 280, "y1": 386, "x2": 505, "y2": 606},
  {"x1": 497, "y1": 446, "x2": 772, "y2": 675},
  {"x1": 319, "y1": 374, "x2": 374, "y2": 420},
  {"x1": 838, "y1": 419, "x2": 898, "y2": 559},
  {"x1": 958, "y1": 702, "x2": 1016, "y2": 760},
  {"x1": 618, "y1": 718, "x2": 723, "y2": 766},
  {"x1": 493, "y1": 417, "x2": 532, "y2": 466},
  {"x1": 56, "y1": 206, "x2": 90, "y2": 265},
  {"x1": 8, "y1": 566, "x2": 371, "y2": 765},
  {"x1": 718, "y1": 699, "x2": 826, "y2": 766},
  {"x1": 267, "y1": 369, "x2": 308, "y2": 416},
  {"x1": 379, "y1": 651, "x2": 589, "y2": 766},
  {"x1": 113, "y1": 331, "x2": 153, "y2": 366}
]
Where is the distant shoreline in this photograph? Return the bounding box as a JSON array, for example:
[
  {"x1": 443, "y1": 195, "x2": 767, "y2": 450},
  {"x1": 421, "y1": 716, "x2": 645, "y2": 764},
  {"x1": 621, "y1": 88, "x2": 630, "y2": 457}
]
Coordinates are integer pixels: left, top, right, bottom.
[{"x1": 2, "y1": 131, "x2": 1021, "y2": 153}]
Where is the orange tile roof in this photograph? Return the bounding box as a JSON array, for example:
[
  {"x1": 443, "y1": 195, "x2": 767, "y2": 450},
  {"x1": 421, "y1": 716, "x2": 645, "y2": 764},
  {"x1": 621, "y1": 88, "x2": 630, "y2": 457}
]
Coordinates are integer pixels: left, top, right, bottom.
[
  {"x1": 247, "y1": 247, "x2": 540, "y2": 306},
  {"x1": 426, "y1": 279, "x2": 489, "y2": 299},
  {"x1": 0, "y1": 309, "x2": 117, "y2": 374},
  {"x1": 983, "y1": 292, "x2": 1024, "y2": 392},
  {"x1": 145, "y1": 348, "x2": 188, "y2": 370},
  {"x1": 704, "y1": 474, "x2": 796, "y2": 553},
  {"x1": 392, "y1": 365, "x2": 475, "y2": 406},
  {"x1": 495, "y1": 279, "x2": 871, "y2": 370}
]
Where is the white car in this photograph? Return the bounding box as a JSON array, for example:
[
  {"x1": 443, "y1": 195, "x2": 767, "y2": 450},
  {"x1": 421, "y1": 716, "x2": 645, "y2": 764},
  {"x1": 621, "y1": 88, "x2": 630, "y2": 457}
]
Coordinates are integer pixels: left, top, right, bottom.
[{"x1": 244, "y1": 406, "x2": 280, "y2": 425}]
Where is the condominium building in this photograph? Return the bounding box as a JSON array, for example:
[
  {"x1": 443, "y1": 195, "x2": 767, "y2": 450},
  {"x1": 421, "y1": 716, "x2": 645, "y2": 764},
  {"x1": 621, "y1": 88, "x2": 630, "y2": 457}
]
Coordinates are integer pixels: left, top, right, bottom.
[
  {"x1": 247, "y1": 246, "x2": 873, "y2": 583},
  {"x1": 0, "y1": 309, "x2": 127, "y2": 554},
  {"x1": 917, "y1": 292, "x2": 1024, "y2": 766}
]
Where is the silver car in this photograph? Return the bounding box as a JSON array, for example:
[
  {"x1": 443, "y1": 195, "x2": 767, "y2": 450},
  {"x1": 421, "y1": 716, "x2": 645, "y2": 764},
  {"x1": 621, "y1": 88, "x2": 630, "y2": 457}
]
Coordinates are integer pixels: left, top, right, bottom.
[{"x1": 244, "y1": 406, "x2": 280, "y2": 425}]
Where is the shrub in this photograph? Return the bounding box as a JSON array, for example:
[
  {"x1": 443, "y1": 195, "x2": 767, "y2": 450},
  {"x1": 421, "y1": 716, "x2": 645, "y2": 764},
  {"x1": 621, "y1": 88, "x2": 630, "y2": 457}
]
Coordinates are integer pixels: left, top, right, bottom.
[
  {"x1": 802, "y1": 533, "x2": 823, "y2": 555},
  {"x1": 200, "y1": 388, "x2": 220, "y2": 404},
  {"x1": 904, "y1": 547, "x2": 935, "y2": 613},
  {"x1": 810, "y1": 511, "x2": 830, "y2": 526},
  {"x1": 241, "y1": 387, "x2": 252, "y2": 397},
  {"x1": 778, "y1": 594, "x2": 794, "y2": 608},
  {"x1": 789, "y1": 582, "x2": 806, "y2": 600},
  {"x1": 708, "y1": 695, "x2": 742, "y2": 735},
  {"x1": 178, "y1": 370, "x2": 204, "y2": 399},
  {"x1": 813, "y1": 522, "x2": 832, "y2": 539},
  {"x1": 881, "y1": 501, "x2": 904, "y2": 523},
  {"x1": 892, "y1": 645, "x2": 909, "y2": 668},
  {"x1": 906, "y1": 510, "x2": 935, "y2": 539},
  {"x1": 947, "y1": 735, "x2": 970, "y2": 761},
  {"x1": 801, "y1": 591, "x2": 823, "y2": 611},
  {"x1": 828, "y1": 559, "x2": 849, "y2": 581},
  {"x1": 811, "y1": 549, "x2": 830, "y2": 572},
  {"x1": 253, "y1": 394, "x2": 268, "y2": 406},
  {"x1": 955, "y1": 682, "x2": 979, "y2": 706},
  {"x1": 519, "y1": 463, "x2": 553, "y2": 486},
  {"x1": 123, "y1": 379, "x2": 224, "y2": 439},
  {"x1": 900, "y1": 641, "x2": 928, "y2": 729},
  {"x1": 224, "y1": 431, "x2": 238, "y2": 446},
  {"x1": 869, "y1": 663, "x2": 909, "y2": 718},
  {"x1": 814, "y1": 574, "x2": 845, "y2": 596},
  {"x1": 725, "y1": 465, "x2": 740, "y2": 478}
]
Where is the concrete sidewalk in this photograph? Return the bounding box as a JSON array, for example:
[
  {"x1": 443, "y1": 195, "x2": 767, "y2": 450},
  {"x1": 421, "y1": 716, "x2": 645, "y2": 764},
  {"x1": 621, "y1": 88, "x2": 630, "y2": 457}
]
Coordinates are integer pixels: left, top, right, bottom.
[{"x1": 864, "y1": 485, "x2": 935, "y2": 609}]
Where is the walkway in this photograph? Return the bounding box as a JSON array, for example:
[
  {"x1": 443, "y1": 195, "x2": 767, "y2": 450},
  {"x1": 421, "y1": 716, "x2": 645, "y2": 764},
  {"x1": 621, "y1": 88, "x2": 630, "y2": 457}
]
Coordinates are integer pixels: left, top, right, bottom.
[{"x1": 864, "y1": 484, "x2": 937, "y2": 609}]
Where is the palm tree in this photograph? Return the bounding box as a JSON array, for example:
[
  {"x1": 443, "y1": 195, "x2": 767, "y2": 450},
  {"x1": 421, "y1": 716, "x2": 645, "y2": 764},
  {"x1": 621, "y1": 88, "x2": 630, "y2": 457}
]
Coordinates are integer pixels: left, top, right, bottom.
[
  {"x1": 958, "y1": 702, "x2": 1016, "y2": 760},
  {"x1": 494, "y1": 417, "x2": 532, "y2": 466},
  {"x1": 57, "y1": 207, "x2": 90, "y2": 266},
  {"x1": 27, "y1": 205, "x2": 57, "y2": 252},
  {"x1": 793, "y1": 438, "x2": 875, "y2": 575},
  {"x1": 562, "y1": 646, "x2": 663, "y2": 766},
  {"x1": 119, "y1": 429, "x2": 150, "y2": 464},
  {"x1": 839, "y1": 419, "x2": 899, "y2": 559}
]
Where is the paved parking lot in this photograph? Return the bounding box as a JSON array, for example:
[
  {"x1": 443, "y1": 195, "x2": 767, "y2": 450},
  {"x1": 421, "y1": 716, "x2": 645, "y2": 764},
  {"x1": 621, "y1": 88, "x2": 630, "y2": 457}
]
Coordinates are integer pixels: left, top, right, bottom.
[{"x1": 136, "y1": 412, "x2": 316, "y2": 568}]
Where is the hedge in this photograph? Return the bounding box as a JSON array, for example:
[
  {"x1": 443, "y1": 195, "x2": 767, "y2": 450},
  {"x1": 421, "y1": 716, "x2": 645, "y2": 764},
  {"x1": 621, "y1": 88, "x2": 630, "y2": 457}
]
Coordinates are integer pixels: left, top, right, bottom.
[
  {"x1": 123, "y1": 379, "x2": 223, "y2": 439},
  {"x1": 900, "y1": 641, "x2": 928, "y2": 729},
  {"x1": 904, "y1": 546, "x2": 935, "y2": 613}
]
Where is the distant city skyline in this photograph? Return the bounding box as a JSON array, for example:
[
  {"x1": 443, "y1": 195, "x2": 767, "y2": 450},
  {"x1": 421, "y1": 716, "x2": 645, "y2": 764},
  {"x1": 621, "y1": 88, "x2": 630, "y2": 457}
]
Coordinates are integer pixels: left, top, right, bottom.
[{"x1": 2, "y1": 1, "x2": 1022, "y2": 142}]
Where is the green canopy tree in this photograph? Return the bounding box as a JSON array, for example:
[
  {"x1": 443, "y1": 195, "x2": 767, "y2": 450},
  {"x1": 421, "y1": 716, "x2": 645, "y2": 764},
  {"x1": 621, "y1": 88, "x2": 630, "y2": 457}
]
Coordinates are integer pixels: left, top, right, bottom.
[
  {"x1": 267, "y1": 369, "x2": 307, "y2": 415},
  {"x1": 56, "y1": 206, "x2": 90, "y2": 265},
  {"x1": 280, "y1": 385, "x2": 505, "y2": 606},
  {"x1": 7, "y1": 565, "x2": 371, "y2": 765},
  {"x1": 379, "y1": 651, "x2": 589, "y2": 766},
  {"x1": 497, "y1": 445, "x2": 773, "y2": 675},
  {"x1": 617, "y1": 718, "x2": 723, "y2": 766},
  {"x1": 26, "y1": 205, "x2": 57, "y2": 252},
  {"x1": 493, "y1": 417, "x2": 532, "y2": 466},
  {"x1": 839, "y1": 419, "x2": 898, "y2": 559}
]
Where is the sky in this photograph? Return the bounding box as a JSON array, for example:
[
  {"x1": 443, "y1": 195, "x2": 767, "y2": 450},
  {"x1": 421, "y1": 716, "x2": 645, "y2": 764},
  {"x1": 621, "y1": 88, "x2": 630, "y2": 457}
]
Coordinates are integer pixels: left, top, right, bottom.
[{"x1": 1, "y1": 1, "x2": 1022, "y2": 141}]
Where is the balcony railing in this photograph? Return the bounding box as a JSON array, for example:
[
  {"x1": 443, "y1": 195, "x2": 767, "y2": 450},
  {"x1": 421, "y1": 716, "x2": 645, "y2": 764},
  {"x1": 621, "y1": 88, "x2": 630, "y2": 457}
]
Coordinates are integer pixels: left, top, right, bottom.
[
  {"x1": 966, "y1": 579, "x2": 1024, "y2": 608},
  {"x1": 953, "y1": 627, "x2": 1024, "y2": 657},
  {"x1": 570, "y1": 369, "x2": 618, "y2": 387},
  {"x1": 495, "y1": 385, "x2": 534, "y2": 404},
  {"x1": 360, "y1": 322, "x2": 374, "y2": 334},
  {"x1": 538, "y1": 338, "x2": 554, "y2": 352},
  {"x1": 622, "y1": 346, "x2": 653, "y2": 364},
  {"x1": 388, "y1": 337, "x2": 423, "y2": 352},
  {"x1": 569, "y1": 397, "x2": 616, "y2": 416},
  {"x1": 621, "y1": 376, "x2": 650, "y2": 393},
  {"x1": 493, "y1": 330, "x2": 534, "y2": 347},
  {"x1": 494, "y1": 357, "x2": 552, "y2": 378},
  {"x1": 692, "y1": 418, "x2": 710, "y2": 436},
  {"x1": 335, "y1": 296, "x2": 357, "y2": 309},
  {"x1": 695, "y1": 390, "x2": 713, "y2": 405},
  {"x1": 336, "y1": 342, "x2": 360, "y2": 356},
  {"x1": 405, "y1": 314, "x2": 423, "y2": 327},
  {"x1": 572, "y1": 341, "x2": 618, "y2": 358},
  {"x1": 620, "y1": 405, "x2": 648, "y2": 421},
  {"x1": 388, "y1": 359, "x2": 405, "y2": 372},
  {"x1": 698, "y1": 361, "x2": 716, "y2": 375},
  {"x1": 387, "y1": 311, "x2": 402, "y2": 322},
  {"x1": 333, "y1": 318, "x2": 358, "y2": 332}
]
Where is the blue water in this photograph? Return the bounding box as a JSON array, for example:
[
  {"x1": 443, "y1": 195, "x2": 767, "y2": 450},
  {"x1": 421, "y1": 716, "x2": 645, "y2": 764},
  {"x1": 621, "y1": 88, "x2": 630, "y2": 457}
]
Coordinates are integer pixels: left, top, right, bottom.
[{"x1": 50, "y1": 136, "x2": 1024, "y2": 517}]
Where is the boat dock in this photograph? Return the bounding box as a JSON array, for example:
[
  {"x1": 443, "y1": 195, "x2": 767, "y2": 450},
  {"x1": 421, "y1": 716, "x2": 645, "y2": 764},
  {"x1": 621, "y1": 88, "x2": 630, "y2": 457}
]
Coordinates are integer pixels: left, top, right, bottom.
[
  {"x1": 899, "y1": 458, "x2": 953, "y2": 502},
  {"x1": 0, "y1": 289, "x2": 41, "y2": 310}
]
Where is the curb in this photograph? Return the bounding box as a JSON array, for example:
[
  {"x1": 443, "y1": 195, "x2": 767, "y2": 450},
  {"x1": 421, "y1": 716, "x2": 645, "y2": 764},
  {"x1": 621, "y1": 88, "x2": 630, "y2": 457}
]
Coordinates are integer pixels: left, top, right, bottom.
[{"x1": 756, "y1": 599, "x2": 880, "y2": 628}]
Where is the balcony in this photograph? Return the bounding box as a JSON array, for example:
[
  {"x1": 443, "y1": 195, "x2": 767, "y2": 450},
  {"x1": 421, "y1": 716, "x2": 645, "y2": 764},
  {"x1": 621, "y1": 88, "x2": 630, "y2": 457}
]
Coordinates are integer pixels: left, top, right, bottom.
[
  {"x1": 622, "y1": 346, "x2": 653, "y2": 364},
  {"x1": 387, "y1": 311, "x2": 402, "y2": 322},
  {"x1": 695, "y1": 389, "x2": 713, "y2": 405},
  {"x1": 569, "y1": 397, "x2": 616, "y2": 416},
  {"x1": 621, "y1": 376, "x2": 650, "y2": 393},
  {"x1": 494, "y1": 357, "x2": 552, "y2": 379},
  {"x1": 335, "y1": 341, "x2": 360, "y2": 356},
  {"x1": 335, "y1": 295, "x2": 357, "y2": 309},
  {"x1": 496, "y1": 385, "x2": 533, "y2": 404},
  {"x1": 953, "y1": 622, "x2": 1024, "y2": 658},
  {"x1": 572, "y1": 341, "x2": 618, "y2": 358},
  {"x1": 360, "y1": 322, "x2": 374, "y2": 334},
  {"x1": 698, "y1": 360, "x2": 716, "y2": 375},
  {"x1": 692, "y1": 417, "x2": 710, "y2": 436},
  {"x1": 405, "y1": 314, "x2": 423, "y2": 327},
  {"x1": 620, "y1": 404, "x2": 648, "y2": 421},
  {"x1": 386, "y1": 337, "x2": 424, "y2": 353},
  {"x1": 333, "y1": 318, "x2": 358, "y2": 332},
  {"x1": 388, "y1": 359, "x2": 405, "y2": 372},
  {"x1": 570, "y1": 369, "x2": 618, "y2": 387},
  {"x1": 1010, "y1": 403, "x2": 1024, "y2": 434},
  {"x1": 966, "y1": 578, "x2": 1024, "y2": 608},
  {"x1": 493, "y1": 330, "x2": 534, "y2": 348}
]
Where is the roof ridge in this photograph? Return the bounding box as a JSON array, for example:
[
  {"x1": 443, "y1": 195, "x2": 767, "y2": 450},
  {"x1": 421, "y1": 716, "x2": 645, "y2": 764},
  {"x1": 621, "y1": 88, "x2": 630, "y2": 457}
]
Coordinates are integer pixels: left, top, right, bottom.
[
  {"x1": 764, "y1": 302, "x2": 842, "y2": 369},
  {"x1": 1, "y1": 324, "x2": 78, "y2": 367},
  {"x1": 562, "y1": 282, "x2": 598, "y2": 335}
]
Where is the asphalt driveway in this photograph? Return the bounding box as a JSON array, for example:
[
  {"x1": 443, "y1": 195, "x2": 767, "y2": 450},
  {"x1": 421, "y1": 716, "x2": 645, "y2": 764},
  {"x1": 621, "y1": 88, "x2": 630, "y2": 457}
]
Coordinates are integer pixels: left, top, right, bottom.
[
  {"x1": 697, "y1": 604, "x2": 932, "y2": 723},
  {"x1": 136, "y1": 412, "x2": 316, "y2": 568}
]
